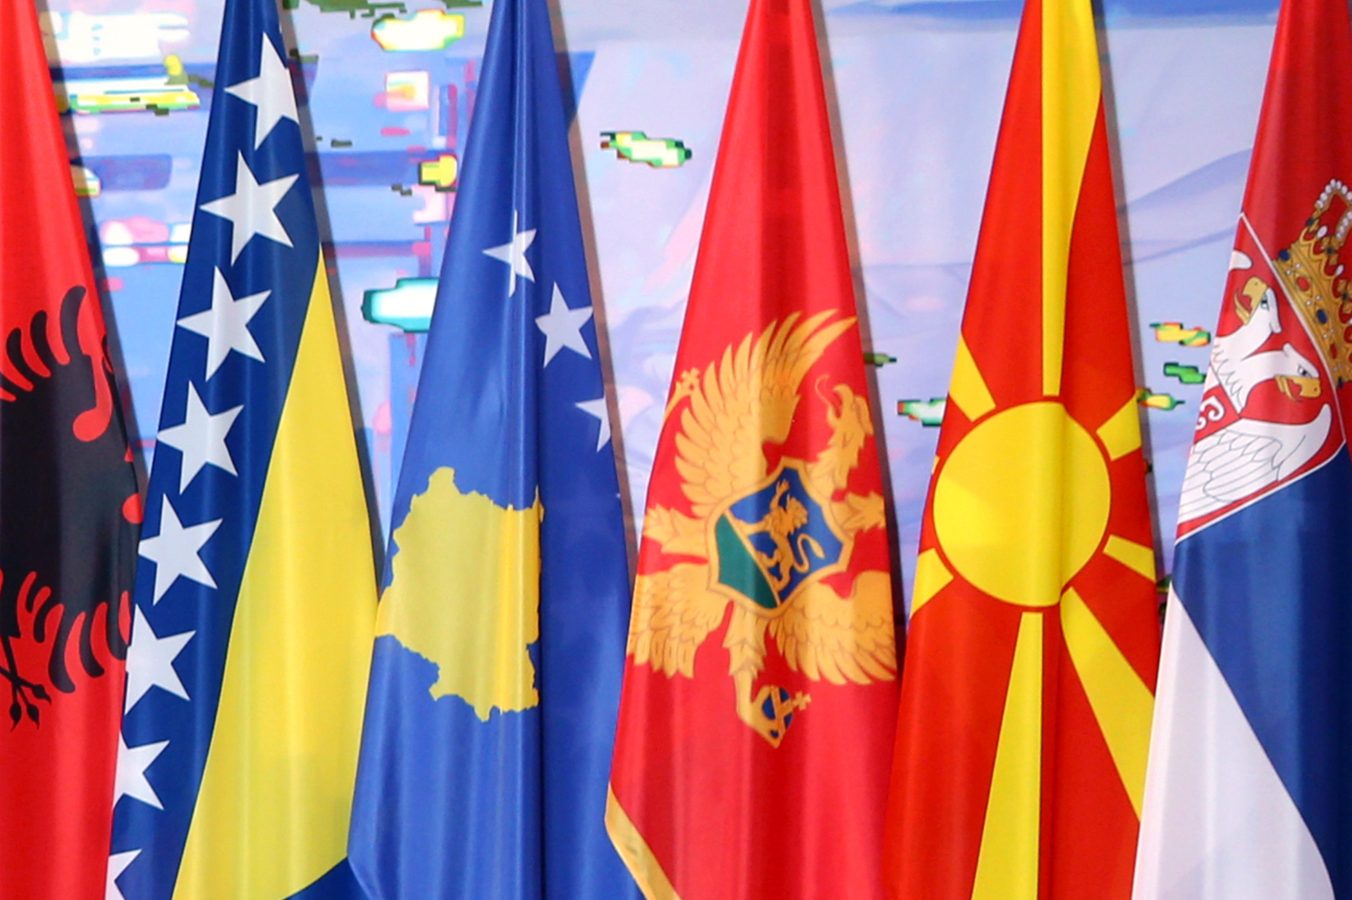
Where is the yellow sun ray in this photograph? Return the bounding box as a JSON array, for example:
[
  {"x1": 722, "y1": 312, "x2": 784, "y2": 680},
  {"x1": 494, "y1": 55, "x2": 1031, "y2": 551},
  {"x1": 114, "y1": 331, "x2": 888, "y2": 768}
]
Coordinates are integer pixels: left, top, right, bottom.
[
  {"x1": 909, "y1": 548, "x2": 953, "y2": 616},
  {"x1": 949, "y1": 336, "x2": 996, "y2": 421},
  {"x1": 1059, "y1": 588, "x2": 1154, "y2": 817},
  {"x1": 1040, "y1": 0, "x2": 1101, "y2": 397},
  {"x1": 1102, "y1": 535, "x2": 1156, "y2": 582},
  {"x1": 972, "y1": 613, "x2": 1043, "y2": 900},
  {"x1": 1095, "y1": 396, "x2": 1143, "y2": 461}
]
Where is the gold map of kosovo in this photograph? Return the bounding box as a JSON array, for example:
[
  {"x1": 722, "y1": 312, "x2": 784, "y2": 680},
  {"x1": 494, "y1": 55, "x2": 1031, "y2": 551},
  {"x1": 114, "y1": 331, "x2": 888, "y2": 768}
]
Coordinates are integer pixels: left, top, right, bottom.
[{"x1": 375, "y1": 467, "x2": 543, "y2": 720}]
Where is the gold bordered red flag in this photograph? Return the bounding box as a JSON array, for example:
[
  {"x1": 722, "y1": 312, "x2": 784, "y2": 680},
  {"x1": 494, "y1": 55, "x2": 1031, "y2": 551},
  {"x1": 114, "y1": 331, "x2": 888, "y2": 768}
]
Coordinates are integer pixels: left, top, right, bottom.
[
  {"x1": 0, "y1": 3, "x2": 140, "y2": 897},
  {"x1": 606, "y1": 0, "x2": 899, "y2": 896},
  {"x1": 883, "y1": 1, "x2": 1160, "y2": 896}
]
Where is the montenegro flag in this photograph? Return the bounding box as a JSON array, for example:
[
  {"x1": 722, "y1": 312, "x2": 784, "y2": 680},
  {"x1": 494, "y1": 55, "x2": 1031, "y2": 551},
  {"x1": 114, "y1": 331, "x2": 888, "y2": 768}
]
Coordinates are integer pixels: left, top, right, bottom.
[
  {"x1": 883, "y1": 1, "x2": 1161, "y2": 897},
  {"x1": 607, "y1": 1, "x2": 899, "y2": 896}
]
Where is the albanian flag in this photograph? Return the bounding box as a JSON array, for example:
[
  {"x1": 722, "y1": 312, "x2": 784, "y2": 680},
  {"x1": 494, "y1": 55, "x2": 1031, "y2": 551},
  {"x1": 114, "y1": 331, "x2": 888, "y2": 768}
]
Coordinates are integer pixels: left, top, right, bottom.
[
  {"x1": 0, "y1": 3, "x2": 140, "y2": 898},
  {"x1": 883, "y1": 0, "x2": 1160, "y2": 896},
  {"x1": 607, "y1": 1, "x2": 899, "y2": 896}
]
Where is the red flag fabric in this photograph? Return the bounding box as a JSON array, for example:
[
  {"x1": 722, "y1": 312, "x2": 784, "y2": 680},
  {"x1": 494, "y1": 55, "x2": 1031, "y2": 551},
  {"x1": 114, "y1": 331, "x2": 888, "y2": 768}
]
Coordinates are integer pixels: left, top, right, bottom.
[
  {"x1": 606, "y1": 1, "x2": 899, "y2": 896},
  {"x1": 0, "y1": 4, "x2": 140, "y2": 897},
  {"x1": 883, "y1": 0, "x2": 1160, "y2": 896}
]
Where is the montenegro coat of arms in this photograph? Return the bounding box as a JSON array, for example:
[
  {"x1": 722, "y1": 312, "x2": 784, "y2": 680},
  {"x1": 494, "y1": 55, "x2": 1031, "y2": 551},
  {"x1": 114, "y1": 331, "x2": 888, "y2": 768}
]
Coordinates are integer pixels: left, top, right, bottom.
[{"x1": 628, "y1": 311, "x2": 896, "y2": 747}]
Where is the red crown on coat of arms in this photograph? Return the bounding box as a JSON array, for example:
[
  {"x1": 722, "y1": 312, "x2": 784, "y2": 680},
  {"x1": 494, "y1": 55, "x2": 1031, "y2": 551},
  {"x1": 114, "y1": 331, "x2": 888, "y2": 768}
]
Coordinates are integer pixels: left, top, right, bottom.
[{"x1": 1274, "y1": 179, "x2": 1352, "y2": 385}]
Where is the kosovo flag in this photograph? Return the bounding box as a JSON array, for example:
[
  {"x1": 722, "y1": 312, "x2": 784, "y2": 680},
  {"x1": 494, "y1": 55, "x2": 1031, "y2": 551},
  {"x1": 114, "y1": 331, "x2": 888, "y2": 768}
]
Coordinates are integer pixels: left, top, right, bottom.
[
  {"x1": 346, "y1": 0, "x2": 636, "y2": 897},
  {"x1": 108, "y1": 0, "x2": 376, "y2": 896}
]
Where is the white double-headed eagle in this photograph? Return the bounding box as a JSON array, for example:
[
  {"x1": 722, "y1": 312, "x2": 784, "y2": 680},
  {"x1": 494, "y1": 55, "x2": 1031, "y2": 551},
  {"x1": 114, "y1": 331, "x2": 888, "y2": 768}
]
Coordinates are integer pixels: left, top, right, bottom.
[
  {"x1": 1179, "y1": 262, "x2": 1332, "y2": 523},
  {"x1": 629, "y1": 311, "x2": 896, "y2": 747}
]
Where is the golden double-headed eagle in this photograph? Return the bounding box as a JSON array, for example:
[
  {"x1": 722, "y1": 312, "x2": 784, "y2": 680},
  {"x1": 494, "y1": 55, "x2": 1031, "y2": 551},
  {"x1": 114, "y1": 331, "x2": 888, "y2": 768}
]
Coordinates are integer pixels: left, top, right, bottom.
[{"x1": 630, "y1": 311, "x2": 897, "y2": 747}]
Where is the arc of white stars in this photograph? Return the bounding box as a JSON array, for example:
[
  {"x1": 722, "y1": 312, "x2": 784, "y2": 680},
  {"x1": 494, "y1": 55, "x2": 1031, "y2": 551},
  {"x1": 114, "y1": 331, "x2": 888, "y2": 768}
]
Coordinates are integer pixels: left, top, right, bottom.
[
  {"x1": 157, "y1": 382, "x2": 243, "y2": 491},
  {"x1": 225, "y1": 34, "x2": 299, "y2": 150},
  {"x1": 113, "y1": 735, "x2": 169, "y2": 810},
  {"x1": 483, "y1": 210, "x2": 536, "y2": 296},
  {"x1": 138, "y1": 496, "x2": 222, "y2": 604},
  {"x1": 177, "y1": 268, "x2": 269, "y2": 380},
  {"x1": 199, "y1": 152, "x2": 297, "y2": 263},
  {"x1": 106, "y1": 849, "x2": 140, "y2": 900},
  {"x1": 124, "y1": 607, "x2": 194, "y2": 713},
  {"x1": 536, "y1": 284, "x2": 593, "y2": 366},
  {"x1": 576, "y1": 397, "x2": 612, "y2": 451}
]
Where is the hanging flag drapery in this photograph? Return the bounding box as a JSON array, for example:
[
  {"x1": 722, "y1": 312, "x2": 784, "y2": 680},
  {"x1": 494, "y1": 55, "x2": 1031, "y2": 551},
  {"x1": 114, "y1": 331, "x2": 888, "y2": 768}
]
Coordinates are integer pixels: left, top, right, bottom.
[
  {"x1": 107, "y1": 0, "x2": 377, "y2": 895},
  {"x1": 883, "y1": 1, "x2": 1160, "y2": 896},
  {"x1": 0, "y1": 3, "x2": 140, "y2": 897},
  {"x1": 607, "y1": 1, "x2": 899, "y2": 896},
  {"x1": 1135, "y1": 1, "x2": 1352, "y2": 896},
  {"x1": 347, "y1": 0, "x2": 637, "y2": 896}
]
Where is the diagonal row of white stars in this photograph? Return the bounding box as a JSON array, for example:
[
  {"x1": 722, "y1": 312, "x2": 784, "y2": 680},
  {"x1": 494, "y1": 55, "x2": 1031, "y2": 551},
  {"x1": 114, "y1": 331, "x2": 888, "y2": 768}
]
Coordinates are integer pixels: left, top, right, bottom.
[
  {"x1": 124, "y1": 31, "x2": 298, "y2": 707},
  {"x1": 111, "y1": 33, "x2": 300, "y2": 900}
]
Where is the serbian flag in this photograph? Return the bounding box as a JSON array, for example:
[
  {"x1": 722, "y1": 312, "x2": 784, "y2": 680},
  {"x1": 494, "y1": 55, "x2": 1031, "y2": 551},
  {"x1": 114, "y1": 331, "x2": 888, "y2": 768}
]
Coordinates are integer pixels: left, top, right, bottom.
[
  {"x1": 1135, "y1": 1, "x2": 1352, "y2": 896},
  {"x1": 607, "y1": 1, "x2": 899, "y2": 896},
  {"x1": 0, "y1": 3, "x2": 140, "y2": 898},
  {"x1": 883, "y1": 0, "x2": 1160, "y2": 896},
  {"x1": 108, "y1": 0, "x2": 376, "y2": 895}
]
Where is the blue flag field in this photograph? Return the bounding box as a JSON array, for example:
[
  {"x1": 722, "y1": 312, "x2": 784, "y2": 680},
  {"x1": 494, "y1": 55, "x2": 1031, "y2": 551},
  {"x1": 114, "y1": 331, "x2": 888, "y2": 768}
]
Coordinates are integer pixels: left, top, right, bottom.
[{"x1": 346, "y1": 0, "x2": 637, "y2": 896}]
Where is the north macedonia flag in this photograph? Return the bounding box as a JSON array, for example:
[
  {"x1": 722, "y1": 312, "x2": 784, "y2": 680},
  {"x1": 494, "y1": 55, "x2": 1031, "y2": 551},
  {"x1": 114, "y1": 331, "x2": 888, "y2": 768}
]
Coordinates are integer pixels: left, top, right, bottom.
[{"x1": 883, "y1": 1, "x2": 1161, "y2": 897}]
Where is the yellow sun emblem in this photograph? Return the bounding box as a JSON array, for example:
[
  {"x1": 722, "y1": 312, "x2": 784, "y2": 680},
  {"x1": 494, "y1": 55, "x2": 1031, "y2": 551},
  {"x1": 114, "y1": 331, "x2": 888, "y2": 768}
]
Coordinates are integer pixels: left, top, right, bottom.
[
  {"x1": 909, "y1": 335, "x2": 1159, "y2": 828},
  {"x1": 631, "y1": 311, "x2": 896, "y2": 747}
]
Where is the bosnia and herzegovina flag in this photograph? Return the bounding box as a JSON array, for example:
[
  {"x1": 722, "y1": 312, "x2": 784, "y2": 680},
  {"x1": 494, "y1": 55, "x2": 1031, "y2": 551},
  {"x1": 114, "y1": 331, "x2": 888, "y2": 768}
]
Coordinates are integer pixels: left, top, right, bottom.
[
  {"x1": 607, "y1": 1, "x2": 899, "y2": 896},
  {"x1": 346, "y1": 0, "x2": 636, "y2": 896},
  {"x1": 108, "y1": 0, "x2": 376, "y2": 896},
  {"x1": 0, "y1": 3, "x2": 139, "y2": 897},
  {"x1": 884, "y1": 1, "x2": 1160, "y2": 896},
  {"x1": 1135, "y1": 1, "x2": 1352, "y2": 896}
]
